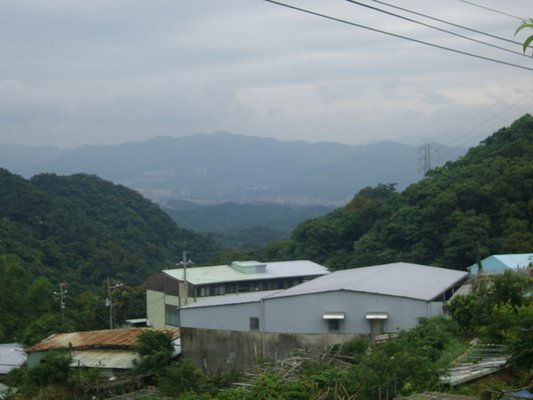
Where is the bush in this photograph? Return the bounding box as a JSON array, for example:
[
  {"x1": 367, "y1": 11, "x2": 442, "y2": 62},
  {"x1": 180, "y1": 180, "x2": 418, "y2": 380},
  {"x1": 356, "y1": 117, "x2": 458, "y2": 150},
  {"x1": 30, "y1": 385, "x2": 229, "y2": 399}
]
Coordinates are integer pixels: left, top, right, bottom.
[
  {"x1": 26, "y1": 351, "x2": 70, "y2": 387},
  {"x1": 157, "y1": 359, "x2": 214, "y2": 397},
  {"x1": 134, "y1": 330, "x2": 174, "y2": 375}
]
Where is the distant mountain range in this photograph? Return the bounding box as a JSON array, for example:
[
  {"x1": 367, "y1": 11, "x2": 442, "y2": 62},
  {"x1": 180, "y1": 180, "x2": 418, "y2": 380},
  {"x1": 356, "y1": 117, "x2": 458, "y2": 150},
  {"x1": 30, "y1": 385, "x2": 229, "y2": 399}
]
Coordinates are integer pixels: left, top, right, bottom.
[{"x1": 0, "y1": 132, "x2": 466, "y2": 205}]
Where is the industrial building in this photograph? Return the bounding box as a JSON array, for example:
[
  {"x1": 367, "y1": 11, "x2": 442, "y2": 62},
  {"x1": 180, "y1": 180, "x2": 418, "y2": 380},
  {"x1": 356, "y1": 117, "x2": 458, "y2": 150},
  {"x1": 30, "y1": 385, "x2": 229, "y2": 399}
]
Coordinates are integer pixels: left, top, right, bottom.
[
  {"x1": 146, "y1": 260, "x2": 329, "y2": 329},
  {"x1": 179, "y1": 262, "x2": 468, "y2": 369}
]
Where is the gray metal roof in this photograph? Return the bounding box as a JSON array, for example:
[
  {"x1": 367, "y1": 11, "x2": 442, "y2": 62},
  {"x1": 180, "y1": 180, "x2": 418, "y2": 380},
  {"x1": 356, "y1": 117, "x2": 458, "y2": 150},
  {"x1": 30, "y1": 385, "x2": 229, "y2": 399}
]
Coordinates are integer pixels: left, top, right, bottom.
[
  {"x1": 181, "y1": 290, "x2": 282, "y2": 309},
  {"x1": 265, "y1": 262, "x2": 468, "y2": 301},
  {"x1": 163, "y1": 260, "x2": 329, "y2": 285},
  {"x1": 0, "y1": 344, "x2": 26, "y2": 374}
]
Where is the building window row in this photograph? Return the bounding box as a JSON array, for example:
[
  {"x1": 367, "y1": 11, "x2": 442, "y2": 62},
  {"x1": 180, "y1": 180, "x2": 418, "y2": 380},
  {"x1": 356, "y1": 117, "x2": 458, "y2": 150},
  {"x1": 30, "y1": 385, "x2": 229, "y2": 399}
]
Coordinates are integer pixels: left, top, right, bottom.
[{"x1": 194, "y1": 277, "x2": 309, "y2": 298}]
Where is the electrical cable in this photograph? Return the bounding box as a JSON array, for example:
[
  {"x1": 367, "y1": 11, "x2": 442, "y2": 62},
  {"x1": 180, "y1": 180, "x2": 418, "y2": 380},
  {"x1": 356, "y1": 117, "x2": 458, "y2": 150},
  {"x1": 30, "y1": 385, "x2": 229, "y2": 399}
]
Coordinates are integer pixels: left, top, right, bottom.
[
  {"x1": 369, "y1": 0, "x2": 525, "y2": 47},
  {"x1": 343, "y1": 0, "x2": 531, "y2": 58},
  {"x1": 437, "y1": 100, "x2": 533, "y2": 158},
  {"x1": 261, "y1": 0, "x2": 533, "y2": 72},
  {"x1": 457, "y1": 0, "x2": 525, "y2": 21}
]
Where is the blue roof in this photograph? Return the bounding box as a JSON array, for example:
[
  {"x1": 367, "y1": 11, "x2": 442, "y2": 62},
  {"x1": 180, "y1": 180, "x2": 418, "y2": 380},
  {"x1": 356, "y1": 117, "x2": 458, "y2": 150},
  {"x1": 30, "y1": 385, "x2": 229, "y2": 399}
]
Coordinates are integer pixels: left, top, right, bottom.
[
  {"x1": 467, "y1": 254, "x2": 533, "y2": 275},
  {"x1": 502, "y1": 389, "x2": 533, "y2": 399}
]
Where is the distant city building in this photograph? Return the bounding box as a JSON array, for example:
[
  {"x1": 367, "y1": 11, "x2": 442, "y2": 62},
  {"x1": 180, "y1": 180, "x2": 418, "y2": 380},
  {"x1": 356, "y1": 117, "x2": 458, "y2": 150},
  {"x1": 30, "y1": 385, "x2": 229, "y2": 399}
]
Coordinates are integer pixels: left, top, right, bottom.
[
  {"x1": 467, "y1": 253, "x2": 533, "y2": 275},
  {"x1": 146, "y1": 260, "x2": 330, "y2": 329},
  {"x1": 179, "y1": 262, "x2": 468, "y2": 369}
]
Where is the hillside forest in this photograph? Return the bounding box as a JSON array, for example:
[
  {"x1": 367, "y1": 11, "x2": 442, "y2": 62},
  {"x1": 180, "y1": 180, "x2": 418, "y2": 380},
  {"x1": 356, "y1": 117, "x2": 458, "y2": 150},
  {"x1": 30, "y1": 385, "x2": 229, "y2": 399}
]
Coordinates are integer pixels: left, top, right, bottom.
[
  {"x1": 0, "y1": 172, "x2": 220, "y2": 343},
  {"x1": 265, "y1": 114, "x2": 533, "y2": 271}
]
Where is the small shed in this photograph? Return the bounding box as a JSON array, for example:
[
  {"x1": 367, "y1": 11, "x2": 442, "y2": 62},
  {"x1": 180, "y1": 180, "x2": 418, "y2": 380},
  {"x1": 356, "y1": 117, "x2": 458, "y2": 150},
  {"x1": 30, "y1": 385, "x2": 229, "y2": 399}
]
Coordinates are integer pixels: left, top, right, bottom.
[{"x1": 25, "y1": 328, "x2": 180, "y2": 372}]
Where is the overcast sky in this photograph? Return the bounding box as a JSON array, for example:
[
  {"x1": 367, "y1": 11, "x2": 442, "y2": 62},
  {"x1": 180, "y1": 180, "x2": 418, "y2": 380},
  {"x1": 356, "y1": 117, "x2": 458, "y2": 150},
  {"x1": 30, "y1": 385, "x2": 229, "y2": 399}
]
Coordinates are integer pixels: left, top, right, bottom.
[{"x1": 1, "y1": 0, "x2": 531, "y2": 149}]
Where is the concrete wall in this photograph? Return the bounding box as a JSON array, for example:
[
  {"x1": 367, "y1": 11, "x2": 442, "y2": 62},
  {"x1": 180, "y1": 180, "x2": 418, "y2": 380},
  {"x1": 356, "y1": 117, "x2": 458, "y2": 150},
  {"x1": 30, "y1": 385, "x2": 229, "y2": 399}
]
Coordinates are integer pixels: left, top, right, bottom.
[{"x1": 181, "y1": 327, "x2": 364, "y2": 371}]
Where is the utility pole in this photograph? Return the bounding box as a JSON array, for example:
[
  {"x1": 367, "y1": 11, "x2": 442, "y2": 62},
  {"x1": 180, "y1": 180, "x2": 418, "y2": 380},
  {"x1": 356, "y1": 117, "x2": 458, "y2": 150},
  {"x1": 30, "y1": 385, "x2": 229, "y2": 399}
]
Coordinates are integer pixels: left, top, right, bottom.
[
  {"x1": 53, "y1": 282, "x2": 68, "y2": 327},
  {"x1": 178, "y1": 251, "x2": 193, "y2": 306},
  {"x1": 105, "y1": 278, "x2": 123, "y2": 329}
]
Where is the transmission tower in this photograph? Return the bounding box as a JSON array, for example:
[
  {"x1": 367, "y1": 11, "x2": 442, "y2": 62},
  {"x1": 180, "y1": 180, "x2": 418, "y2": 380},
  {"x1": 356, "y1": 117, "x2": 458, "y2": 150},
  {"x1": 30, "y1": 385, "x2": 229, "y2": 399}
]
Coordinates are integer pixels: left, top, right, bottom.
[{"x1": 418, "y1": 140, "x2": 440, "y2": 175}]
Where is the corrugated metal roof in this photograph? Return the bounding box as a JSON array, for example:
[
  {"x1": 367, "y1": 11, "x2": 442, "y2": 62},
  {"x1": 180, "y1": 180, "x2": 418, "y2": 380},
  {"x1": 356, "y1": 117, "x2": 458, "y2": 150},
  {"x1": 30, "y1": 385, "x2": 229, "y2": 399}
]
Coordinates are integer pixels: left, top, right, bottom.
[
  {"x1": 467, "y1": 253, "x2": 533, "y2": 274},
  {"x1": 163, "y1": 260, "x2": 329, "y2": 285},
  {"x1": 265, "y1": 262, "x2": 468, "y2": 301},
  {"x1": 69, "y1": 350, "x2": 139, "y2": 369},
  {"x1": 181, "y1": 290, "x2": 282, "y2": 309},
  {"x1": 25, "y1": 328, "x2": 180, "y2": 353},
  {"x1": 0, "y1": 344, "x2": 26, "y2": 374}
]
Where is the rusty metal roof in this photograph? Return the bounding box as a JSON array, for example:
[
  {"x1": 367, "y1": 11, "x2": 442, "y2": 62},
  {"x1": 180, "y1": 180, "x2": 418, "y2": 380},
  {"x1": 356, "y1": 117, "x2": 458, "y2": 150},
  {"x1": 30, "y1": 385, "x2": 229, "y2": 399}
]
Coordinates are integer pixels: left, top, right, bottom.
[{"x1": 25, "y1": 328, "x2": 180, "y2": 353}]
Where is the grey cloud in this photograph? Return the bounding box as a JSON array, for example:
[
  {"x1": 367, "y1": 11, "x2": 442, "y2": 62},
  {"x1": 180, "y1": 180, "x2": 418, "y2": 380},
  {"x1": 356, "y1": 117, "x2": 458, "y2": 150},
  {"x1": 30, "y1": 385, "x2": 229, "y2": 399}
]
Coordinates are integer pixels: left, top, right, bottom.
[{"x1": 0, "y1": 0, "x2": 531, "y2": 148}]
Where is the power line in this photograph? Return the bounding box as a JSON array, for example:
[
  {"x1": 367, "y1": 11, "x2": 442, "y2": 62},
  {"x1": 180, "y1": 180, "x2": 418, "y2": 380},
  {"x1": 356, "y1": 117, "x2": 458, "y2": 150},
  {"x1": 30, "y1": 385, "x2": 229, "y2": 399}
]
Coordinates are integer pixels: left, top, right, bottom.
[
  {"x1": 261, "y1": 0, "x2": 533, "y2": 72},
  {"x1": 438, "y1": 100, "x2": 533, "y2": 159},
  {"x1": 370, "y1": 0, "x2": 525, "y2": 47},
  {"x1": 457, "y1": 0, "x2": 525, "y2": 21},
  {"x1": 344, "y1": 0, "x2": 531, "y2": 58}
]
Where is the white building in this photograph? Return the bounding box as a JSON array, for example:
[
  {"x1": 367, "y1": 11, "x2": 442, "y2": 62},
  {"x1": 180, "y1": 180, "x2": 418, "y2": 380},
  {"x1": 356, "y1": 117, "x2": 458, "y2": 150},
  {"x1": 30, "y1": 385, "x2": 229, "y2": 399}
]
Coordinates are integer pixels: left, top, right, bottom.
[{"x1": 146, "y1": 260, "x2": 329, "y2": 329}]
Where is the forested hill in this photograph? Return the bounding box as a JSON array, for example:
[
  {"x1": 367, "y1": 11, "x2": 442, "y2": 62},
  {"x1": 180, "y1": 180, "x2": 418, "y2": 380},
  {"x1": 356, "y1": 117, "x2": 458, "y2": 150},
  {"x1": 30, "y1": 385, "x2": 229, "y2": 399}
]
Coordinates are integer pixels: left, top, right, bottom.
[
  {"x1": 0, "y1": 170, "x2": 219, "y2": 288},
  {"x1": 266, "y1": 114, "x2": 533, "y2": 270}
]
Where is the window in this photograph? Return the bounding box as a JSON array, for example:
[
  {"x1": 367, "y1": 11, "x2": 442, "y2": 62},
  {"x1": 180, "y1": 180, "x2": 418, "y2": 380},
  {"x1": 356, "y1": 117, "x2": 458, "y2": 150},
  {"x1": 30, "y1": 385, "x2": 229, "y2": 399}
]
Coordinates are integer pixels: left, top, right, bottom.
[
  {"x1": 250, "y1": 317, "x2": 260, "y2": 331},
  {"x1": 323, "y1": 312, "x2": 345, "y2": 332},
  {"x1": 165, "y1": 304, "x2": 179, "y2": 326},
  {"x1": 327, "y1": 319, "x2": 340, "y2": 332},
  {"x1": 225, "y1": 283, "x2": 236, "y2": 294},
  {"x1": 237, "y1": 282, "x2": 249, "y2": 293}
]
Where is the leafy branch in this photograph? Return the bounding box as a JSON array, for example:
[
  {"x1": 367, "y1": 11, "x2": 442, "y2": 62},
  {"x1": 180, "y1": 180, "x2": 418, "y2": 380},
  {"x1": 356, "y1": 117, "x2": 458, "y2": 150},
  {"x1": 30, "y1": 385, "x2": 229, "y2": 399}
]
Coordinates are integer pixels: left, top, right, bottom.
[{"x1": 515, "y1": 18, "x2": 533, "y2": 54}]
